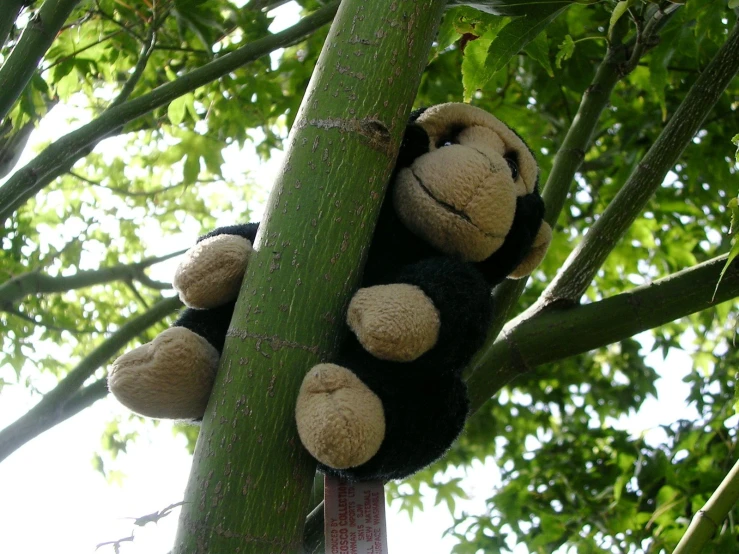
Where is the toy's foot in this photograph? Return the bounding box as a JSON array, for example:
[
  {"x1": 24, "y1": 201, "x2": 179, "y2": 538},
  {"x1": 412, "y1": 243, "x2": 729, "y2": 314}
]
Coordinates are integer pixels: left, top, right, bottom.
[
  {"x1": 347, "y1": 284, "x2": 440, "y2": 362},
  {"x1": 295, "y1": 364, "x2": 385, "y2": 469},
  {"x1": 108, "y1": 327, "x2": 220, "y2": 419},
  {"x1": 173, "y1": 234, "x2": 252, "y2": 309}
]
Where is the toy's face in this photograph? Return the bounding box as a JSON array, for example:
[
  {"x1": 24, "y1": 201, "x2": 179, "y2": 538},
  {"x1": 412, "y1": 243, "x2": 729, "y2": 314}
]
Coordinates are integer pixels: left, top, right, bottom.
[{"x1": 393, "y1": 103, "x2": 551, "y2": 276}]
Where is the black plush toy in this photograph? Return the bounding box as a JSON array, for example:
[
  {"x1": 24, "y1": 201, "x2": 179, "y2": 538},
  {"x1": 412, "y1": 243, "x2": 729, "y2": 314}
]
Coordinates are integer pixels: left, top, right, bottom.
[{"x1": 109, "y1": 103, "x2": 552, "y2": 482}]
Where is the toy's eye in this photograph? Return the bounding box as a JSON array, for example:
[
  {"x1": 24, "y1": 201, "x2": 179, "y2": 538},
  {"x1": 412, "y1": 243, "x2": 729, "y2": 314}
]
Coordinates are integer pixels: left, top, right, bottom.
[
  {"x1": 435, "y1": 125, "x2": 465, "y2": 149},
  {"x1": 504, "y1": 152, "x2": 519, "y2": 181},
  {"x1": 436, "y1": 136, "x2": 458, "y2": 148}
]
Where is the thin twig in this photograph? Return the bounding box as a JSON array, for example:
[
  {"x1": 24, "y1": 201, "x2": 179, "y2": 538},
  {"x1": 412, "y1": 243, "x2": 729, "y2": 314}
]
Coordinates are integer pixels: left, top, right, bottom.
[
  {"x1": 2, "y1": 307, "x2": 98, "y2": 334},
  {"x1": 109, "y1": 2, "x2": 167, "y2": 108}
]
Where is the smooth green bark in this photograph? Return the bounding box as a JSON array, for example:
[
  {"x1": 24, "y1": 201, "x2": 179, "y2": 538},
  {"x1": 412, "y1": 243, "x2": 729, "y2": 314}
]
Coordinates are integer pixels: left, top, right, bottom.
[{"x1": 172, "y1": 1, "x2": 447, "y2": 552}]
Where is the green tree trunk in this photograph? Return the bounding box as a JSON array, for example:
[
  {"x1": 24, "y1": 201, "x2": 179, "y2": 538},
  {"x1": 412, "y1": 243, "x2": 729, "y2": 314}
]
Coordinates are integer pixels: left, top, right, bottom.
[{"x1": 173, "y1": 1, "x2": 447, "y2": 551}]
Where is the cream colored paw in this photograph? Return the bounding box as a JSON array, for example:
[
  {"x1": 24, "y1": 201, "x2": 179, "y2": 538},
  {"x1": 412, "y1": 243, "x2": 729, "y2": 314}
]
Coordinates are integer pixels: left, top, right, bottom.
[
  {"x1": 108, "y1": 327, "x2": 220, "y2": 419},
  {"x1": 173, "y1": 234, "x2": 252, "y2": 309},
  {"x1": 295, "y1": 363, "x2": 385, "y2": 469},
  {"x1": 347, "y1": 284, "x2": 440, "y2": 362}
]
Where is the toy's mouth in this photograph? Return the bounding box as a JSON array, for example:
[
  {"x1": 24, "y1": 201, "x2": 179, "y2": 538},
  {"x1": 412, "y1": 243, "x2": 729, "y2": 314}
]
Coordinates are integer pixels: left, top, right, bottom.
[{"x1": 409, "y1": 169, "x2": 502, "y2": 241}]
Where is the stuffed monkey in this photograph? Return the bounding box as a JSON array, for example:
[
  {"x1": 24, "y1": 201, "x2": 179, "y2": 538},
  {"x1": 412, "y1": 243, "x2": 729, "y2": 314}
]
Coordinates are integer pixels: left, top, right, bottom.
[{"x1": 109, "y1": 103, "x2": 552, "y2": 481}]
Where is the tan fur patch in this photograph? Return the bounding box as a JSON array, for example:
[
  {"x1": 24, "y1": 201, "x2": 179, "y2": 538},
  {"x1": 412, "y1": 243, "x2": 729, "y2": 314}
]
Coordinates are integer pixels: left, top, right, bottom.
[
  {"x1": 347, "y1": 284, "x2": 440, "y2": 362},
  {"x1": 509, "y1": 221, "x2": 553, "y2": 279},
  {"x1": 108, "y1": 327, "x2": 219, "y2": 419},
  {"x1": 295, "y1": 363, "x2": 385, "y2": 469},
  {"x1": 173, "y1": 234, "x2": 252, "y2": 309}
]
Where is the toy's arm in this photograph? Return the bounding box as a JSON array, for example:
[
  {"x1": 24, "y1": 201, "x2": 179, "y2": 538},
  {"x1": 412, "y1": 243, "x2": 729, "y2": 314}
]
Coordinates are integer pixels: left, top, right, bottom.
[
  {"x1": 174, "y1": 223, "x2": 259, "y2": 309},
  {"x1": 195, "y1": 223, "x2": 259, "y2": 244},
  {"x1": 347, "y1": 257, "x2": 493, "y2": 373}
]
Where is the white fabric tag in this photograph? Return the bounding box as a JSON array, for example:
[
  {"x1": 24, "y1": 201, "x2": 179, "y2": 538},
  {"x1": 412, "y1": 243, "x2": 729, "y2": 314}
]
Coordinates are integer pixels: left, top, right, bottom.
[{"x1": 324, "y1": 474, "x2": 389, "y2": 554}]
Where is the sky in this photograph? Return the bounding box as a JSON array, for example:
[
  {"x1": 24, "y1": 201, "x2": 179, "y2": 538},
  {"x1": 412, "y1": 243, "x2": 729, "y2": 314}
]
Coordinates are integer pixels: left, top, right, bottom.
[{"x1": 0, "y1": 2, "x2": 732, "y2": 554}]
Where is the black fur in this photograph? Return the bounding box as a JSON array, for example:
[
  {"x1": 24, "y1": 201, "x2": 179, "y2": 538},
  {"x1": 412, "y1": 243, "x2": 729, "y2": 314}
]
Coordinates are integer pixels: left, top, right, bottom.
[{"x1": 172, "y1": 118, "x2": 544, "y2": 482}]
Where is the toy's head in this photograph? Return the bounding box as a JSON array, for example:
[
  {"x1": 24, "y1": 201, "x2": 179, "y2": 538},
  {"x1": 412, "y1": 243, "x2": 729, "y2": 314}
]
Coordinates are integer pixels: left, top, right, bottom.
[{"x1": 394, "y1": 103, "x2": 552, "y2": 282}]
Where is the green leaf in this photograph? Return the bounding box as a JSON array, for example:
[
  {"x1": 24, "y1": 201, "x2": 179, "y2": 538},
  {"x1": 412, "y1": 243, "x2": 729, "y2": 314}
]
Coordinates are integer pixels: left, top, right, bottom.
[
  {"x1": 462, "y1": 35, "x2": 494, "y2": 101},
  {"x1": 714, "y1": 196, "x2": 739, "y2": 299},
  {"x1": 729, "y1": 0, "x2": 739, "y2": 9},
  {"x1": 608, "y1": 0, "x2": 634, "y2": 37},
  {"x1": 555, "y1": 34, "x2": 575, "y2": 68},
  {"x1": 485, "y1": 5, "x2": 567, "y2": 76},
  {"x1": 450, "y1": 0, "x2": 573, "y2": 17},
  {"x1": 183, "y1": 153, "x2": 200, "y2": 184},
  {"x1": 433, "y1": 477, "x2": 467, "y2": 515},
  {"x1": 524, "y1": 31, "x2": 554, "y2": 77},
  {"x1": 648, "y1": 33, "x2": 677, "y2": 121},
  {"x1": 168, "y1": 96, "x2": 188, "y2": 125},
  {"x1": 436, "y1": 10, "x2": 464, "y2": 52}
]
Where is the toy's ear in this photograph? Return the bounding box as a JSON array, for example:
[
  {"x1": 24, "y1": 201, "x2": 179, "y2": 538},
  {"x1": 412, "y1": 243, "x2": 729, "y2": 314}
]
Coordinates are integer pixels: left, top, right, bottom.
[{"x1": 508, "y1": 221, "x2": 552, "y2": 279}]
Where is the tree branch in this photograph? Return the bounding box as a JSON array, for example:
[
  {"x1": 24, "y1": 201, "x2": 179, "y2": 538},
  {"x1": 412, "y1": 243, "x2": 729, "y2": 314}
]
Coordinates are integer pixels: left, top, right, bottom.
[
  {"x1": 474, "y1": 8, "x2": 662, "y2": 349},
  {"x1": 3, "y1": 305, "x2": 98, "y2": 333},
  {"x1": 68, "y1": 170, "x2": 190, "y2": 197},
  {"x1": 466, "y1": 256, "x2": 739, "y2": 412},
  {"x1": 0, "y1": 379, "x2": 108, "y2": 462},
  {"x1": 0, "y1": 295, "x2": 181, "y2": 463},
  {"x1": 674, "y1": 457, "x2": 739, "y2": 554},
  {"x1": 0, "y1": 249, "x2": 184, "y2": 306},
  {"x1": 541, "y1": 17, "x2": 739, "y2": 306},
  {"x1": 93, "y1": 5, "x2": 145, "y2": 42},
  {"x1": 0, "y1": 0, "x2": 83, "y2": 124},
  {"x1": 0, "y1": 1, "x2": 340, "y2": 224},
  {"x1": 0, "y1": 0, "x2": 27, "y2": 53}
]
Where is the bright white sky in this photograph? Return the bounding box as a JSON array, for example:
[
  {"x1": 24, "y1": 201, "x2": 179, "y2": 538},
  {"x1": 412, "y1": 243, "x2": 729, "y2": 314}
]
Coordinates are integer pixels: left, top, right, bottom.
[{"x1": 0, "y1": 3, "x2": 731, "y2": 554}]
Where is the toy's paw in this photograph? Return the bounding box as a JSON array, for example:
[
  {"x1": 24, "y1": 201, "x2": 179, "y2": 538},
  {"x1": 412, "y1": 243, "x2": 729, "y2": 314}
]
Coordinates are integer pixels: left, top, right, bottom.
[
  {"x1": 108, "y1": 327, "x2": 219, "y2": 419},
  {"x1": 295, "y1": 363, "x2": 385, "y2": 469},
  {"x1": 347, "y1": 284, "x2": 440, "y2": 362},
  {"x1": 173, "y1": 234, "x2": 252, "y2": 309}
]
